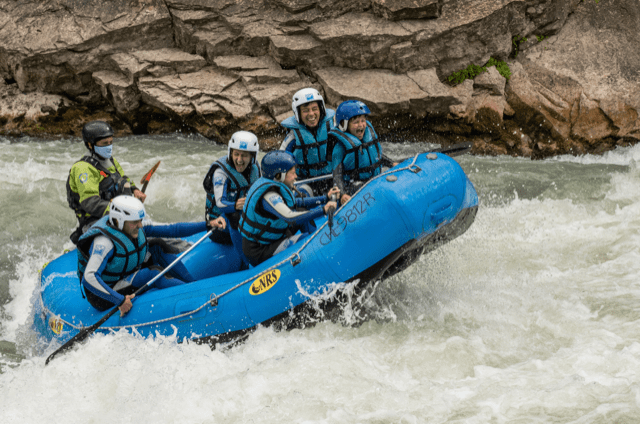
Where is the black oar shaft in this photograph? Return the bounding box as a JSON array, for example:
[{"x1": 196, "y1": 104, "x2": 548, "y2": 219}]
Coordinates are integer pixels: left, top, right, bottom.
[{"x1": 295, "y1": 142, "x2": 473, "y2": 187}]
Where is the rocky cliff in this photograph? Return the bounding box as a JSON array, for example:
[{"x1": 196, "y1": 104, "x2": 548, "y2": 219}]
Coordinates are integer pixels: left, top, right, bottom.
[{"x1": 0, "y1": 0, "x2": 638, "y2": 158}]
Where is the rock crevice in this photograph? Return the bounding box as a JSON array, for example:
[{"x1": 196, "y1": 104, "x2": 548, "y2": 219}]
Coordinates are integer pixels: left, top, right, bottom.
[{"x1": 0, "y1": 0, "x2": 638, "y2": 158}]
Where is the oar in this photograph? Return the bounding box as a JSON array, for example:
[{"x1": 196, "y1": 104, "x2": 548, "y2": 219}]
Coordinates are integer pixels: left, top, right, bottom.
[
  {"x1": 295, "y1": 142, "x2": 473, "y2": 186},
  {"x1": 420, "y1": 141, "x2": 473, "y2": 158},
  {"x1": 327, "y1": 194, "x2": 337, "y2": 230},
  {"x1": 45, "y1": 228, "x2": 214, "y2": 365},
  {"x1": 140, "y1": 160, "x2": 161, "y2": 193}
]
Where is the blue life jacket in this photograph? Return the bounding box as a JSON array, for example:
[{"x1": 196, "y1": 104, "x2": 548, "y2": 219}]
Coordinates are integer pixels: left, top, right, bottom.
[
  {"x1": 203, "y1": 156, "x2": 260, "y2": 220},
  {"x1": 76, "y1": 216, "x2": 148, "y2": 285},
  {"x1": 329, "y1": 121, "x2": 382, "y2": 182},
  {"x1": 239, "y1": 178, "x2": 296, "y2": 245},
  {"x1": 281, "y1": 109, "x2": 335, "y2": 178}
]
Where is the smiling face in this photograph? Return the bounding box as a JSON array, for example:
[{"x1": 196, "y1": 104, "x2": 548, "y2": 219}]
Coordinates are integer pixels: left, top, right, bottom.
[
  {"x1": 347, "y1": 115, "x2": 367, "y2": 140},
  {"x1": 283, "y1": 166, "x2": 297, "y2": 189},
  {"x1": 299, "y1": 102, "x2": 320, "y2": 128},
  {"x1": 231, "y1": 149, "x2": 252, "y2": 173}
]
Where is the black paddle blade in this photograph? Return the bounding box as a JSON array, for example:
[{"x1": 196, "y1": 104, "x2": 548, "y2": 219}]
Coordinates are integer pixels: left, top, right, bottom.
[
  {"x1": 45, "y1": 306, "x2": 119, "y2": 365},
  {"x1": 434, "y1": 142, "x2": 473, "y2": 157},
  {"x1": 398, "y1": 142, "x2": 473, "y2": 164}
]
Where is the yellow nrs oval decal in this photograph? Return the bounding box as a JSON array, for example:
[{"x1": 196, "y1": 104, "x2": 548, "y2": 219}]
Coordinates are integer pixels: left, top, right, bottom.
[
  {"x1": 49, "y1": 317, "x2": 64, "y2": 335},
  {"x1": 250, "y1": 269, "x2": 281, "y2": 295}
]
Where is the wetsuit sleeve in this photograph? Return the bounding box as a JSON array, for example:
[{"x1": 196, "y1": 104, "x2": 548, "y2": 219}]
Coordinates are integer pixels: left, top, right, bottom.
[
  {"x1": 262, "y1": 191, "x2": 324, "y2": 226},
  {"x1": 279, "y1": 132, "x2": 296, "y2": 153},
  {"x1": 70, "y1": 163, "x2": 111, "y2": 218},
  {"x1": 213, "y1": 168, "x2": 237, "y2": 214},
  {"x1": 144, "y1": 221, "x2": 208, "y2": 238},
  {"x1": 82, "y1": 236, "x2": 125, "y2": 305},
  {"x1": 296, "y1": 194, "x2": 328, "y2": 209}
]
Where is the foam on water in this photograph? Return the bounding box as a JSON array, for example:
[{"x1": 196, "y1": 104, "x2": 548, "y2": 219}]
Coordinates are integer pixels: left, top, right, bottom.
[{"x1": 2, "y1": 137, "x2": 640, "y2": 422}]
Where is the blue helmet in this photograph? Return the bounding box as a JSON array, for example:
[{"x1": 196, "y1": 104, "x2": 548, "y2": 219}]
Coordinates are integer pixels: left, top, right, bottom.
[
  {"x1": 261, "y1": 150, "x2": 297, "y2": 181},
  {"x1": 336, "y1": 100, "x2": 370, "y2": 131}
]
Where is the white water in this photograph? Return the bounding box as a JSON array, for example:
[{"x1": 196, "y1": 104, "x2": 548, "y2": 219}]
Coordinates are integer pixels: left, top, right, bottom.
[{"x1": 1, "y1": 135, "x2": 640, "y2": 423}]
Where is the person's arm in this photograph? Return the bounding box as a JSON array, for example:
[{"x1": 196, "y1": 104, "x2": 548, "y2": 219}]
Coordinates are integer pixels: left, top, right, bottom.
[
  {"x1": 144, "y1": 221, "x2": 209, "y2": 238},
  {"x1": 213, "y1": 169, "x2": 238, "y2": 214},
  {"x1": 112, "y1": 158, "x2": 139, "y2": 192},
  {"x1": 113, "y1": 158, "x2": 146, "y2": 202},
  {"x1": 279, "y1": 132, "x2": 296, "y2": 153},
  {"x1": 81, "y1": 236, "x2": 125, "y2": 305},
  {"x1": 296, "y1": 194, "x2": 328, "y2": 209},
  {"x1": 262, "y1": 191, "x2": 325, "y2": 226}
]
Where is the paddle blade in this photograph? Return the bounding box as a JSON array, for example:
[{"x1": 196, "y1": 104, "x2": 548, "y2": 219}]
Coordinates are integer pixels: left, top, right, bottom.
[
  {"x1": 45, "y1": 305, "x2": 119, "y2": 365},
  {"x1": 435, "y1": 142, "x2": 473, "y2": 157},
  {"x1": 140, "y1": 160, "x2": 161, "y2": 185}
]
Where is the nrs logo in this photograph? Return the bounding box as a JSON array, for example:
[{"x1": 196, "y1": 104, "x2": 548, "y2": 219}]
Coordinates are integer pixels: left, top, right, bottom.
[
  {"x1": 49, "y1": 317, "x2": 64, "y2": 335},
  {"x1": 250, "y1": 269, "x2": 281, "y2": 295}
]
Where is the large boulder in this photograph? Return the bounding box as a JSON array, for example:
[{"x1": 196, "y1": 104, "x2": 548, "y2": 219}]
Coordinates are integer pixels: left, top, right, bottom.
[
  {"x1": 0, "y1": 0, "x2": 173, "y2": 95},
  {"x1": 507, "y1": 0, "x2": 640, "y2": 156},
  {"x1": 1, "y1": 0, "x2": 637, "y2": 158}
]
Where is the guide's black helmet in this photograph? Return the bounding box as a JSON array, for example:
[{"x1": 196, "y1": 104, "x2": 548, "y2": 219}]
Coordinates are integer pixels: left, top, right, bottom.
[{"x1": 82, "y1": 121, "x2": 114, "y2": 150}]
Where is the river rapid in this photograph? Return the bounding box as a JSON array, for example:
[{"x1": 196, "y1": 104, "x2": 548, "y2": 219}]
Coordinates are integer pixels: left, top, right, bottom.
[{"x1": 1, "y1": 134, "x2": 639, "y2": 423}]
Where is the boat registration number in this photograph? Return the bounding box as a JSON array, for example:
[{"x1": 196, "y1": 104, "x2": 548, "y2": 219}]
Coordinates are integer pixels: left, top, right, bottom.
[{"x1": 320, "y1": 192, "x2": 376, "y2": 245}]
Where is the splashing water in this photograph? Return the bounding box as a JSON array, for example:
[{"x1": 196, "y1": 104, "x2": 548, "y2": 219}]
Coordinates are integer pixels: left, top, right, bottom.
[{"x1": 1, "y1": 135, "x2": 640, "y2": 423}]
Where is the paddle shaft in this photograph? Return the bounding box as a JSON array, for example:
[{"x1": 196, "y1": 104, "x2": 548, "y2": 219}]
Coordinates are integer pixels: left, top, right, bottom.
[
  {"x1": 45, "y1": 228, "x2": 214, "y2": 365},
  {"x1": 295, "y1": 142, "x2": 473, "y2": 187},
  {"x1": 328, "y1": 194, "x2": 337, "y2": 230}
]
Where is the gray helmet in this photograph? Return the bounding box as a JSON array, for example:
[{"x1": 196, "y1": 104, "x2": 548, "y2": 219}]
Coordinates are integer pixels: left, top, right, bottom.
[{"x1": 82, "y1": 121, "x2": 114, "y2": 151}]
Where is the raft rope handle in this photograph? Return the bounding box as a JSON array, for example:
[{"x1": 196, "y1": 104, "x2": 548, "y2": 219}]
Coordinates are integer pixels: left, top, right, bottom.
[{"x1": 41, "y1": 158, "x2": 425, "y2": 332}]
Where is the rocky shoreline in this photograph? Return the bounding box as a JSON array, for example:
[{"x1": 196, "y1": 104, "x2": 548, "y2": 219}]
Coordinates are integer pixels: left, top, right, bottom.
[{"x1": 1, "y1": 0, "x2": 638, "y2": 158}]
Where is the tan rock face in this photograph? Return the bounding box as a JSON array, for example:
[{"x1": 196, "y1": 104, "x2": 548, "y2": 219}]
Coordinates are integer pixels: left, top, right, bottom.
[
  {"x1": 371, "y1": 0, "x2": 440, "y2": 21},
  {"x1": 0, "y1": 0, "x2": 637, "y2": 157},
  {"x1": 505, "y1": 0, "x2": 640, "y2": 157}
]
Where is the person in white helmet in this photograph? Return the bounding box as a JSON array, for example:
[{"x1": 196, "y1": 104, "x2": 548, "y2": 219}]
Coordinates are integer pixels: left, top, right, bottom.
[
  {"x1": 279, "y1": 87, "x2": 336, "y2": 194},
  {"x1": 76, "y1": 195, "x2": 226, "y2": 316},
  {"x1": 203, "y1": 131, "x2": 261, "y2": 266}
]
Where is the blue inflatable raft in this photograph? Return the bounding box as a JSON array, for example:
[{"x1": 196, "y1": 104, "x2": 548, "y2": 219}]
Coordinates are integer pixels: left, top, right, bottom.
[{"x1": 34, "y1": 152, "x2": 478, "y2": 348}]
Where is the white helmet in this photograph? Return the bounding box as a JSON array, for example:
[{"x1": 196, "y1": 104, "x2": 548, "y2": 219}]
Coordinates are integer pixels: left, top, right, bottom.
[
  {"x1": 109, "y1": 195, "x2": 146, "y2": 230},
  {"x1": 228, "y1": 131, "x2": 259, "y2": 158},
  {"x1": 292, "y1": 87, "x2": 326, "y2": 124}
]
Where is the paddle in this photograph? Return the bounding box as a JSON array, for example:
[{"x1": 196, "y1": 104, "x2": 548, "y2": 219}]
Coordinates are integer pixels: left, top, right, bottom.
[
  {"x1": 327, "y1": 194, "x2": 337, "y2": 230},
  {"x1": 45, "y1": 228, "x2": 214, "y2": 365},
  {"x1": 399, "y1": 141, "x2": 473, "y2": 161},
  {"x1": 295, "y1": 142, "x2": 473, "y2": 187},
  {"x1": 140, "y1": 160, "x2": 161, "y2": 193}
]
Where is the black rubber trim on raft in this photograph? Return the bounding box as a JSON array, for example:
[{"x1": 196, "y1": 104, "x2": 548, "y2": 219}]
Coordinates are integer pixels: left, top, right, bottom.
[{"x1": 194, "y1": 205, "x2": 479, "y2": 349}]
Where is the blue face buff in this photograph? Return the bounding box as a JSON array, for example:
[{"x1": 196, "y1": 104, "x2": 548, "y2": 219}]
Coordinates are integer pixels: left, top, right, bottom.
[{"x1": 94, "y1": 144, "x2": 113, "y2": 159}]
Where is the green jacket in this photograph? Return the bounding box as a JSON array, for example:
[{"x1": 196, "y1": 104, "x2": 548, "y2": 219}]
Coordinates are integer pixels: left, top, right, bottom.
[{"x1": 66, "y1": 154, "x2": 137, "y2": 229}]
